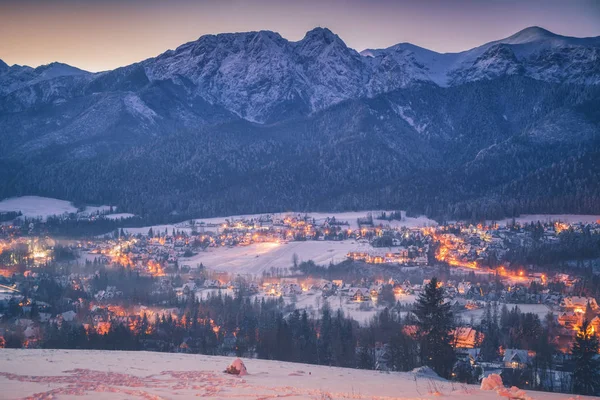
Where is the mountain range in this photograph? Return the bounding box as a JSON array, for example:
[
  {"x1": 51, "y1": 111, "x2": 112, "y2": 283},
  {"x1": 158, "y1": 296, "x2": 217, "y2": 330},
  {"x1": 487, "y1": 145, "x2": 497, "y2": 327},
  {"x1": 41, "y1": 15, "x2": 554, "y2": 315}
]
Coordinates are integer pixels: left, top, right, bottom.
[{"x1": 1, "y1": 26, "x2": 599, "y2": 221}]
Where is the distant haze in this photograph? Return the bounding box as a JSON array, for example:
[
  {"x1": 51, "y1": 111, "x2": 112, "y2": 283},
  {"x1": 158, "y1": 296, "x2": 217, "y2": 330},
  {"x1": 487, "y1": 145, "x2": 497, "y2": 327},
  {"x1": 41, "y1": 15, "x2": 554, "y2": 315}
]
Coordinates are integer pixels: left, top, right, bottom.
[{"x1": 1, "y1": 0, "x2": 599, "y2": 72}]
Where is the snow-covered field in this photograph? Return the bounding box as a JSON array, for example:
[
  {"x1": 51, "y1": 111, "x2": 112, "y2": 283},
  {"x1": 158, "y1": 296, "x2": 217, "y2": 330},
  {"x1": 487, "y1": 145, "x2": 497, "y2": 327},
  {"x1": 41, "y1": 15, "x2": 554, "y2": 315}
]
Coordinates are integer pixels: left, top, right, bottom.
[
  {"x1": 124, "y1": 223, "x2": 196, "y2": 236},
  {"x1": 79, "y1": 205, "x2": 113, "y2": 216},
  {"x1": 125, "y1": 210, "x2": 437, "y2": 237},
  {"x1": 457, "y1": 303, "x2": 553, "y2": 324},
  {"x1": 3, "y1": 196, "x2": 598, "y2": 230},
  {"x1": 192, "y1": 210, "x2": 437, "y2": 230},
  {"x1": 181, "y1": 240, "x2": 366, "y2": 274},
  {"x1": 104, "y1": 213, "x2": 136, "y2": 220},
  {"x1": 287, "y1": 292, "x2": 417, "y2": 325},
  {"x1": 0, "y1": 196, "x2": 78, "y2": 220},
  {"x1": 0, "y1": 196, "x2": 126, "y2": 221},
  {"x1": 490, "y1": 214, "x2": 600, "y2": 226},
  {"x1": 0, "y1": 349, "x2": 580, "y2": 400},
  {"x1": 194, "y1": 288, "x2": 416, "y2": 326}
]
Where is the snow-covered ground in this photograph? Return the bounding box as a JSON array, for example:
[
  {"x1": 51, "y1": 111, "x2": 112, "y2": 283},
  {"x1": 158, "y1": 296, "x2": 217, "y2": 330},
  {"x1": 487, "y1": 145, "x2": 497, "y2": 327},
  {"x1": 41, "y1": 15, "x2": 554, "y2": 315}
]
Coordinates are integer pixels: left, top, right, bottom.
[
  {"x1": 125, "y1": 210, "x2": 437, "y2": 237},
  {"x1": 0, "y1": 196, "x2": 78, "y2": 220},
  {"x1": 0, "y1": 196, "x2": 125, "y2": 221},
  {"x1": 490, "y1": 214, "x2": 600, "y2": 226},
  {"x1": 79, "y1": 205, "x2": 113, "y2": 216},
  {"x1": 104, "y1": 213, "x2": 136, "y2": 220},
  {"x1": 180, "y1": 240, "x2": 366, "y2": 274},
  {"x1": 124, "y1": 223, "x2": 196, "y2": 236},
  {"x1": 192, "y1": 210, "x2": 437, "y2": 230},
  {"x1": 194, "y1": 289, "x2": 417, "y2": 326},
  {"x1": 457, "y1": 303, "x2": 553, "y2": 324},
  {"x1": 0, "y1": 349, "x2": 580, "y2": 400},
  {"x1": 286, "y1": 291, "x2": 416, "y2": 325}
]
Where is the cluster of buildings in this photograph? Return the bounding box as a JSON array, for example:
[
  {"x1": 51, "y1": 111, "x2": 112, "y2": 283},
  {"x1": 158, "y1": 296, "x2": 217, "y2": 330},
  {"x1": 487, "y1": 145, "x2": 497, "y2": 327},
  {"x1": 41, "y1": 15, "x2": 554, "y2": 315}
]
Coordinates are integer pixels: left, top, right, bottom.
[
  {"x1": 2, "y1": 213, "x2": 600, "y2": 359},
  {"x1": 347, "y1": 247, "x2": 428, "y2": 265},
  {"x1": 428, "y1": 220, "x2": 600, "y2": 275}
]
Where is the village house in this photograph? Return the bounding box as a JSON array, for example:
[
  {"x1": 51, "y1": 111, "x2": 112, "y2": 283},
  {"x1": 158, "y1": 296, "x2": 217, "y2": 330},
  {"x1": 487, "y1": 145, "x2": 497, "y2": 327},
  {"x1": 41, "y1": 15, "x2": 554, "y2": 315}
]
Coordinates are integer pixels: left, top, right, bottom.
[
  {"x1": 452, "y1": 326, "x2": 482, "y2": 349},
  {"x1": 503, "y1": 349, "x2": 533, "y2": 370},
  {"x1": 61, "y1": 310, "x2": 77, "y2": 322},
  {"x1": 348, "y1": 288, "x2": 370, "y2": 302},
  {"x1": 203, "y1": 279, "x2": 221, "y2": 289},
  {"x1": 560, "y1": 296, "x2": 599, "y2": 312},
  {"x1": 282, "y1": 283, "x2": 303, "y2": 296},
  {"x1": 457, "y1": 282, "x2": 472, "y2": 295}
]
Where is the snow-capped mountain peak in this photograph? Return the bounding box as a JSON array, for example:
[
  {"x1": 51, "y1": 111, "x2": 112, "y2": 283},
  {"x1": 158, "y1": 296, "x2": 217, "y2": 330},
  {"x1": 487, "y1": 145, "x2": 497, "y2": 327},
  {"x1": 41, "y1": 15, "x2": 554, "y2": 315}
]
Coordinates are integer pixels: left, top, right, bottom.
[
  {"x1": 299, "y1": 27, "x2": 341, "y2": 45},
  {"x1": 1, "y1": 26, "x2": 599, "y2": 124},
  {"x1": 363, "y1": 26, "x2": 600, "y2": 88},
  {"x1": 33, "y1": 62, "x2": 89, "y2": 79},
  {"x1": 501, "y1": 26, "x2": 558, "y2": 44},
  {"x1": 0, "y1": 59, "x2": 91, "y2": 96},
  {"x1": 295, "y1": 26, "x2": 361, "y2": 62}
]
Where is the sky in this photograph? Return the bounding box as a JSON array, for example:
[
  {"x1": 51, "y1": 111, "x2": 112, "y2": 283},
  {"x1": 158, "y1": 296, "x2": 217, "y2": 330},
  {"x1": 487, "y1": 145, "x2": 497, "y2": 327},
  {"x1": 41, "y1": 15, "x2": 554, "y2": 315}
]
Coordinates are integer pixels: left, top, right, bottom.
[{"x1": 1, "y1": 0, "x2": 599, "y2": 72}]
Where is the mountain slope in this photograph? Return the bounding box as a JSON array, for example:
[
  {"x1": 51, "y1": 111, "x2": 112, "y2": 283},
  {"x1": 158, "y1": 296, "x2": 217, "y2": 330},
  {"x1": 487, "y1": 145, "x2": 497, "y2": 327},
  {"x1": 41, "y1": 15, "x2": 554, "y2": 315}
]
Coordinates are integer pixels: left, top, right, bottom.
[
  {"x1": 363, "y1": 26, "x2": 600, "y2": 87},
  {"x1": 141, "y1": 27, "x2": 371, "y2": 123},
  {"x1": 0, "y1": 27, "x2": 599, "y2": 220},
  {"x1": 2, "y1": 77, "x2": 598, "y2": 220},
  {"x1": 0, "y1": 60, "x2": 89, "y2": 96}
]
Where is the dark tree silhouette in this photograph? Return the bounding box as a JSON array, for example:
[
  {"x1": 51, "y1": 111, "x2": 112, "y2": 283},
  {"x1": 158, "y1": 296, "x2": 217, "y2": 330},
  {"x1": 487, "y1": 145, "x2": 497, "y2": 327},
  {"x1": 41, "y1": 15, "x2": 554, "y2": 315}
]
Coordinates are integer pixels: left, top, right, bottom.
[
  {"x1": 414, "y1": 277, "x2": 455, "y2": 378},
  {"x1": 572, "y1": 319, "x2": 600, "y2": 396}
]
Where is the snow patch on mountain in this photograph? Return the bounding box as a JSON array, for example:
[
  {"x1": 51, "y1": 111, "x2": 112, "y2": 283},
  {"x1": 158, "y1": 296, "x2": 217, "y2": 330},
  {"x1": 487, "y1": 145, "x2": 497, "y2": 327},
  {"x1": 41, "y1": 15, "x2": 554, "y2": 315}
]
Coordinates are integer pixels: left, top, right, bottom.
[
  {"x1": 124, "y1": 93, "x2": 157, "y2": 121},
  {"x1": 389, "y1": 102, "x2": 428, "y2": 133}
]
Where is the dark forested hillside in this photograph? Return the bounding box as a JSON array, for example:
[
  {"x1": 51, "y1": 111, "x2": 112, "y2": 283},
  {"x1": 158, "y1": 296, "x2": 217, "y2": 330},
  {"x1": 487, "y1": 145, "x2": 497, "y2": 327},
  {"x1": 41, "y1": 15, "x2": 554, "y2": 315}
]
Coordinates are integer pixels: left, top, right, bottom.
[{"x1": 1, "y1": 75, "x2": 599, "y2": 222}]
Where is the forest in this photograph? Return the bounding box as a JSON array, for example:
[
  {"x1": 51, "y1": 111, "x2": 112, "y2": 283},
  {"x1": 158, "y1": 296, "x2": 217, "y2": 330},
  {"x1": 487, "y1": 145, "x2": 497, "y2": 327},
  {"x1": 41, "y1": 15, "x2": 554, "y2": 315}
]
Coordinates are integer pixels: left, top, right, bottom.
[{"x1": 1, "y1": 78, "x2": 599, "y2": 223}]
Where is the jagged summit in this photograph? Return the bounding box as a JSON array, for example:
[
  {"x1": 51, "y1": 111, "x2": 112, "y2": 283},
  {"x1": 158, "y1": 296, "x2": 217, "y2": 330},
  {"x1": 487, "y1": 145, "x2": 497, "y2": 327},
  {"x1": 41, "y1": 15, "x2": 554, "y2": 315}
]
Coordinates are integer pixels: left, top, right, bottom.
[
  {"x1": 299, "y1": 27, "x2": 341, "y2": 44},
  {"x1": 2, "y1": 25, "x2": 599, "y2": 123}
]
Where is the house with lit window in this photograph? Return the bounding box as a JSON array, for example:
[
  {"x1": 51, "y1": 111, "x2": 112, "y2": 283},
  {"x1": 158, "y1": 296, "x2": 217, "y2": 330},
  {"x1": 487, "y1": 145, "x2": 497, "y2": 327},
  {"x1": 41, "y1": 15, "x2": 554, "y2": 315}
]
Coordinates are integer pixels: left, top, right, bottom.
[
  {"x1": 452, "y1": 327, "x2": 482, "y2": 349},
  {"x1": 557, "y1": 311, "x2": 580, "y2": 329},
  {"x1": 503, "y1": 349, "x2": 533, "y2": 370},
  {"x1": 348, "y1": 288, "x2": 369, "y2": 302},
  {"x1": 560, "y1": 296, "x2": 598, "y2": 312}
]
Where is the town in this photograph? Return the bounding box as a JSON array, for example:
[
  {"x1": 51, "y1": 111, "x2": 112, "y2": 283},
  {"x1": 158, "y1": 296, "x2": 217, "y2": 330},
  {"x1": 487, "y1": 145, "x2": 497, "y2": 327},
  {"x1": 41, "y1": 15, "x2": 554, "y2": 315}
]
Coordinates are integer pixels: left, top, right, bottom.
[{"x1": 1, "y1": 209, "x2": 600, "y2": 395}]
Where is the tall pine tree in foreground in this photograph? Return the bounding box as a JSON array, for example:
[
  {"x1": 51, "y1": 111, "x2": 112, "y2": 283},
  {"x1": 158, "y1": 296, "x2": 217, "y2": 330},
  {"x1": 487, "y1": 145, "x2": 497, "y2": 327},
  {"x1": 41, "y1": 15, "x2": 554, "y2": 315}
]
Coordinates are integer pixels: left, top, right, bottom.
[
  {"x1": 414, "y1": 277, "x2": 455, "y2": 378},
  {"x1": 480, "y1": 301, "x2": 500, "y2": 362},
  {"x1": 572, "y1": 319, "x2": 600, "y2": 396}
]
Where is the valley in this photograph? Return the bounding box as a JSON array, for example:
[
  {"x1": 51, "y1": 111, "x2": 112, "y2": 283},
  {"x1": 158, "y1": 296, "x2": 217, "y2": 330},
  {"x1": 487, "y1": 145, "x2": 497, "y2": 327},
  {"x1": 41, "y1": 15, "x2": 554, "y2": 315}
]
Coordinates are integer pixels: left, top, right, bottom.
[{"x1": 1, "y1": 12, "x2": 600, "y2": 398}]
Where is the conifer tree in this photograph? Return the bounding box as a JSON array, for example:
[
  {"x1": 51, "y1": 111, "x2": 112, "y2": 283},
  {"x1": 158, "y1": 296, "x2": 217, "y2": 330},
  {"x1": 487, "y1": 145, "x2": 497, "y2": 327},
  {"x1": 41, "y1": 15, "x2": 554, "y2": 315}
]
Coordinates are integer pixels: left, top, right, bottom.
[
  {"x1": 572, "y1": 319, "x2": 600, "y2": 396},
  {"x1": 480, "y1": 301, "x2": 500, "y2": 361},
  {"x1": 414, "y1": 277, "x2": 455, "y2": 378}
]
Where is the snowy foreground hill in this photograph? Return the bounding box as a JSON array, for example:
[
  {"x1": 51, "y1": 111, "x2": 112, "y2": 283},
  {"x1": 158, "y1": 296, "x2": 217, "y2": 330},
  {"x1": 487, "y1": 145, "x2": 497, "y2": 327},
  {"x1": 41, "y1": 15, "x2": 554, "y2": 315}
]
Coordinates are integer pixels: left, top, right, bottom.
[{"x1": 0, "y1": 349, "x2": 590, "y2": 399}]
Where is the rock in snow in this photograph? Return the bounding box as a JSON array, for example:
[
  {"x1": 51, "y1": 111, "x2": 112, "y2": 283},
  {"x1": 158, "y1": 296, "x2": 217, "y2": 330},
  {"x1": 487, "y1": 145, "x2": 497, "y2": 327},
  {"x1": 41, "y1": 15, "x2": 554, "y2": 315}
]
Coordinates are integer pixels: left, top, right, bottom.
[
  {"x1": 497, "y1": 386, "x2": 531, "y2": 400},
  {"x1": 480, "y1": 373, "x2": 504, "y2": 390},
  {"x1": 225, "y1": 358, "x2": 248, "y2": 376}
]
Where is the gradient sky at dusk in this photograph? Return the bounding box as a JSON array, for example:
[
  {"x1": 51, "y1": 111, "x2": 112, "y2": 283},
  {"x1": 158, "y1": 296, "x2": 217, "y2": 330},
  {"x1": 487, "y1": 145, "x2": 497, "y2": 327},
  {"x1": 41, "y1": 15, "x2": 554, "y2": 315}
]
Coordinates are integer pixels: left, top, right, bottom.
[{"x1": 1, "y1": 0, "x2": 599, "y2": 72}]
